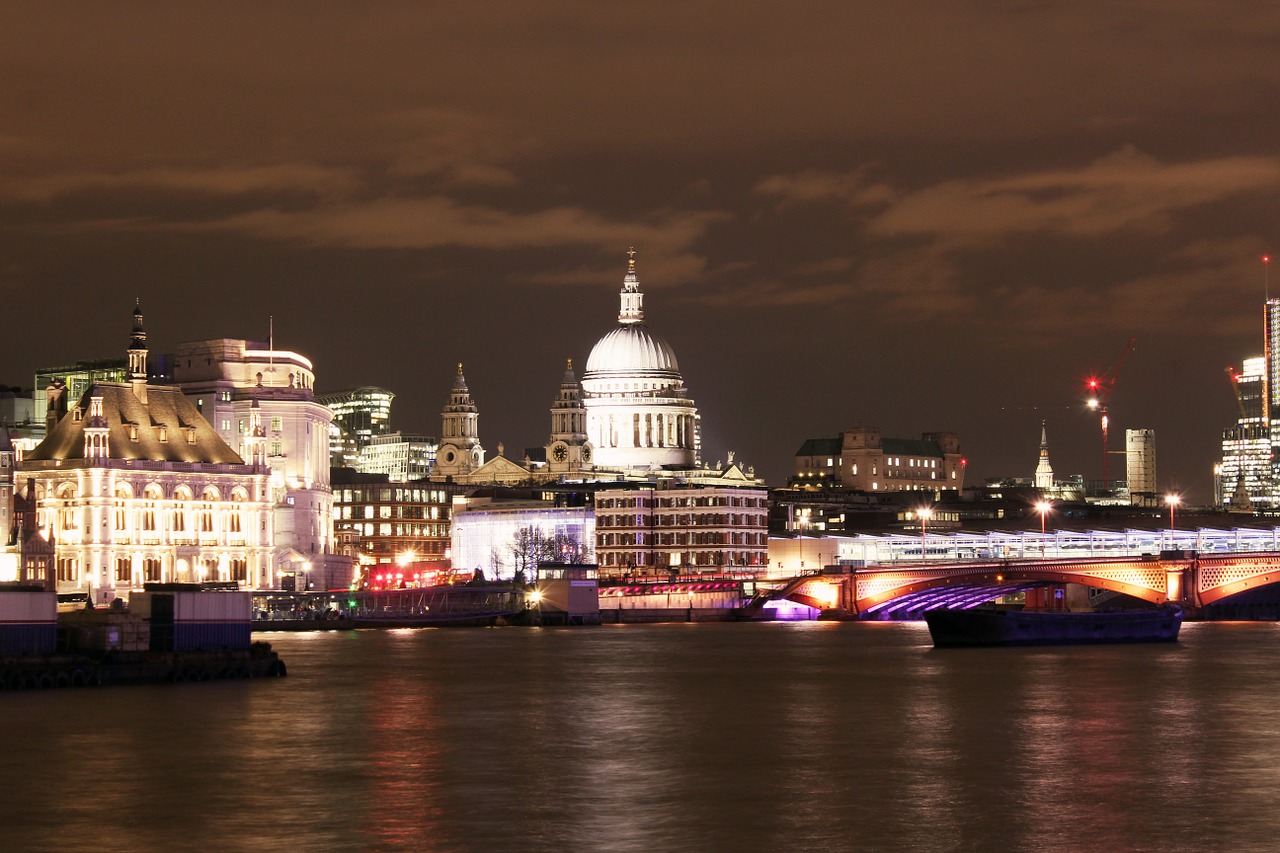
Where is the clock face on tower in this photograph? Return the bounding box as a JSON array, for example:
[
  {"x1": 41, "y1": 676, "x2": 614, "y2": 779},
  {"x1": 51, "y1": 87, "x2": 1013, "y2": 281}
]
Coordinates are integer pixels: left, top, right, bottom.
[
  {"x1": 581, "y1": 444, "x2": 592, "y2": 463},
  {"x1": 552, "y1": 444, "x2": 567, "y2": 462},
  {"x1": 442, "y1": 448, "x2": 456, "y2": 465}
]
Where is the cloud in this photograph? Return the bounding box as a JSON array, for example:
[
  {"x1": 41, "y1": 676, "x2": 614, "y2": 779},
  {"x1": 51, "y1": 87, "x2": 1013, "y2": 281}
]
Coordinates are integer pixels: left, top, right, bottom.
[
  {"x1": 754, "y1": 167, "x2": 897, "y2": 211},
  {"x1": 379, "y1": 108, "x2": 524, "y2": 188},
  {"x1": 164, "y1": 196, "x2": 729, "y2": 264},
  {"x1": 6, "y1": 163, "x2": 361, "y2": 203},
  {"x1": 869, "y1": 148, "x2": 1280, "y2": 242}
]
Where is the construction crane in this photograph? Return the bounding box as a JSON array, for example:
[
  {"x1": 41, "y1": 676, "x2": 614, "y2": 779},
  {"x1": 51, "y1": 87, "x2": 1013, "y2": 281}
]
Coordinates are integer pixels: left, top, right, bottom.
[
  {"x1": 1084, "y1": 338, "x2": 1135, "y2": 491},
  {"x1": 1226, "y1": 366, "x2": 1249, "y2": 420}
]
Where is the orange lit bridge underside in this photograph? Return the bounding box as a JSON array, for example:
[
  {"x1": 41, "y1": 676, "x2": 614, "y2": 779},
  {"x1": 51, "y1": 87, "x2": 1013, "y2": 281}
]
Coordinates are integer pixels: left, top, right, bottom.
[{"x1": 777, "y1": 552, "x2": 1280, "y2": 614}]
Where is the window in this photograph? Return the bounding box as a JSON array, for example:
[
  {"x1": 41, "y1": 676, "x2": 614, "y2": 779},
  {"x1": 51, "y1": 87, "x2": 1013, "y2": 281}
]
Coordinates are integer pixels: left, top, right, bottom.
[
  {"x1": 57, "y1": 557, "x2": 77, "y2": 582},
  {"x1": 144, "y1": 558, "x2": 162, "y2": 583},
  {"x1": 115, "y1": 557, "x2": 131, "y2": 583},
  {"x1": 271, "y1": 416, "x2": 282, "y2": 432}
]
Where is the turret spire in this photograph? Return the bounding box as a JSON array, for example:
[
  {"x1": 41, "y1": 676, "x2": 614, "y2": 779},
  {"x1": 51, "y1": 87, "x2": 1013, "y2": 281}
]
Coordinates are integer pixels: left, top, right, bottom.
[{"x1": 618, "y1": 248, "x2": 644, "y2": 324}]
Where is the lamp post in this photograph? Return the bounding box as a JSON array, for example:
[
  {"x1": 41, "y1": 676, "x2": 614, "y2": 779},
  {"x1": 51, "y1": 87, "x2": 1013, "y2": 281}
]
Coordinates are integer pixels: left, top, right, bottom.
[
  {"x1": 1034, "y1": 501, "x2": 1052, "y2": 557},
  {"x1": 1165, "y1": 493, "x2": 1181, "y2": 548},
  {"x1": 918, "y1": 507, "x2": 933, "y2": 562}
]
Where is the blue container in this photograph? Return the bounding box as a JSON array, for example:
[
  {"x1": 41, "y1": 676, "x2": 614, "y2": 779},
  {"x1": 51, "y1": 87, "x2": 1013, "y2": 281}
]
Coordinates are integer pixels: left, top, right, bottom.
[{"x1": 0, "y1": 623, "x2": 57, "y2": 656}]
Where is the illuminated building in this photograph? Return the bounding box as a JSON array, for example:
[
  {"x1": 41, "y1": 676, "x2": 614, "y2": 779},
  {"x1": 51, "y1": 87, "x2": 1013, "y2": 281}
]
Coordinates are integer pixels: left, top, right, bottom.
[
  {"x1": 793, "y1": 427, "x2": 965, "y2": 493},
  {"x1": 450, "y1": 491, "x2": 594, "y2": 580},
  {"x1": 170, "y1": 337, "x2": 345, "y2": 590},
  {"x1": 1034, "y1": 421, "x2": 1054, "y2": 491},
  {"x1": 331, "y1": 469, "x2": 455, "y2": 572},
  {"x1": 581, "y1": 250, "x2": 700, "y2": 470},
  {"x1": 317, "y1": 386, "x2": 395, "y2": 467},
  {"x1": 19, "y1": 305, "x2": 274, "y2": 603},
  {"x1": 545, "y1": 359, "x2": 593, "y2": 475},
  {"x1": 357, "y1": 432, "x2": 438, "y2": 482},
  {"x1": 1221, "y1": 355, "x2": 1270, "y2": 509},
  {"x1": 593, "y1": 483, "x2": 768, "y2": 576},
  {"x1": 431, "y1": 365, "x2": 486, "y2": 479},
  {"x1": 1125, "y1": 429, "x2": 1158, "y2": 506}
]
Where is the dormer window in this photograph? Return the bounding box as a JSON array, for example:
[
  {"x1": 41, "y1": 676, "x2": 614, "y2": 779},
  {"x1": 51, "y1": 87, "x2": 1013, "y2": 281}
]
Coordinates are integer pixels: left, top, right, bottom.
[
  {"x1": 129, "y1": 424, "x2": 139, "y2": 441},
  {"x1": 72, "y1": 408, "x2": 83, "y2": 422},
  {"x1": 158, "y1": 426, "x2": 168, "y2": 443},
  {"x1": 186, "y1": 426, "x2": 197, "y2": 444}
]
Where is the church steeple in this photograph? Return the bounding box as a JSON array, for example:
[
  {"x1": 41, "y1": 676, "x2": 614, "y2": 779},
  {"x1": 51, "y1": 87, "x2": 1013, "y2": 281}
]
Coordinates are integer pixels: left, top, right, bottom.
[
  {"x1": 547, "y1": 358, "x2": 592, "y2": 473},
  {"x1": 618, "y1": 248, "x2": 644, "y2": 325},
  {"x1": 1034, "y1": 420, "x2": 1054, "y2": 490},
  {"x1": 128, "y1": 299, "x2": 149, "y2": 404},
  {"x1": 434, "y1": 362, "x2": 485, "y2": 478}
]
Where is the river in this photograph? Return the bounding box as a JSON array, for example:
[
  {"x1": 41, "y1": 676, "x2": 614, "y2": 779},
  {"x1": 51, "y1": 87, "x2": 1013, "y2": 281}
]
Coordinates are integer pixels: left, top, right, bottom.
[{"x1": 5, "y1": 621, "x2": 1280, "y2": 852}]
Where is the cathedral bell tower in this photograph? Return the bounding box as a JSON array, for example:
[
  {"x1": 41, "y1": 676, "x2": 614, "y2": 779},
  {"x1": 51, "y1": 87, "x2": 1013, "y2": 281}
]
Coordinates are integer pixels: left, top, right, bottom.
[
  {"x1": 433, "y1": 363, "x2": 485, "y2": 478},
  {"x1": 546, "y1": 358, "x2": 593, "y2": 474}
]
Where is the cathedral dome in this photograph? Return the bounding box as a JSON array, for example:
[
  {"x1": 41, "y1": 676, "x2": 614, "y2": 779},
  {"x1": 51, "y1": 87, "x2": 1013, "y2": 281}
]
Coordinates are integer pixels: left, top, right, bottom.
[{"x1": 584, "y1": 324, "x2": 680, "y2": 377}]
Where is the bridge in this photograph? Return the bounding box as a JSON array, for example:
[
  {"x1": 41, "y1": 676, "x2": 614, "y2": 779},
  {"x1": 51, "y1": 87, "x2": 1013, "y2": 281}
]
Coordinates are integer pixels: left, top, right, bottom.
[{"x1": 763, "y1": 525, "x2": 1280, "y2": 619}]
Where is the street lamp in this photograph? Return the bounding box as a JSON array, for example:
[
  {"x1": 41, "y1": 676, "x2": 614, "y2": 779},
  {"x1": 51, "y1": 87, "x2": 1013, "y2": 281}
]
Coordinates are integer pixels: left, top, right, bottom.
[
  {"x1": 1034, "y1": 501, "x2": 1052, "y2": 557},
  {"x1": 1165, "y1": 493, "x2": 1181, "y2": 539},
  {"x1": 918, "y1": 507, "x2": 933, "y2": 562}
]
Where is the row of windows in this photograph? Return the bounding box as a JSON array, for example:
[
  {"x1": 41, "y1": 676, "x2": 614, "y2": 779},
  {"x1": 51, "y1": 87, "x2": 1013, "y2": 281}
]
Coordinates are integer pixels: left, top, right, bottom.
[
  {"x1": 337, "y1": 505, "x2": 446, "y2": 521},
  {"x1": 57, "y1": 557, "x2": 248, "y2": 584},
  {"x1": 596, "y1": 495, "x2": 765, "y2": 510},
  {"x1": 336, "y1": 488, "x2": 450, "y2": 504},
  {"x1": 338, "y1": 522, "x2": 450, "y2": 538},
  {"x1": 598, "y1": 532, "x2": 768, "y2": 547},
  {"x1": 597, "y1": 513, "x2": 766, "y2": 529}
]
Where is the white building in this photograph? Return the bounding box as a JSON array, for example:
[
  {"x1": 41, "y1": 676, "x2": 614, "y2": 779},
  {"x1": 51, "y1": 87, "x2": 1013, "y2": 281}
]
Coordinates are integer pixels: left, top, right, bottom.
[
  {"x1": 170, "y1": 337, "x2": 346, "y2": 590},
  {"x1": 450, "y1": 497, "x2": 594, "y2": 580},
  {"x1": 581, "y1": 250, "x2": 700, "y2": 470},
  {"x1": 20, "y1": 305, "x2": 275, "y2": 602}
]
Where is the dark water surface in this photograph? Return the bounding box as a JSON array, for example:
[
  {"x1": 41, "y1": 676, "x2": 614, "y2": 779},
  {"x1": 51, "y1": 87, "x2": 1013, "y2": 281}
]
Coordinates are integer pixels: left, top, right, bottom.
[{"x1": 5, "y1": 621, "x2": 1280, "y2": 852}]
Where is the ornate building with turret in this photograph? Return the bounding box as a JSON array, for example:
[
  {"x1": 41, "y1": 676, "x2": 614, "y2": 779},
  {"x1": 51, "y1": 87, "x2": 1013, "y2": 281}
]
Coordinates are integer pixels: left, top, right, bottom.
[{"x1": 19, "y1": 304, "x2": 275, "y2": 603}]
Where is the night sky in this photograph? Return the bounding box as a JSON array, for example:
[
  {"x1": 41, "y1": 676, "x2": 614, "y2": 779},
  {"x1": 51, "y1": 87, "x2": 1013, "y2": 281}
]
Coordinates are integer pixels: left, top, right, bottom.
[{"x1": 3, "y1": 4, "x2": 1278, "y2": 499}]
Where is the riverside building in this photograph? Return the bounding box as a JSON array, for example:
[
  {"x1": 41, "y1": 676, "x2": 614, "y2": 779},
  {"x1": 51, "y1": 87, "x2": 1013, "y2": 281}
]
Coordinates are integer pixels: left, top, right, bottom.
[{"x1": 20, "y1": 305, "x2": 275, "y2": 602}]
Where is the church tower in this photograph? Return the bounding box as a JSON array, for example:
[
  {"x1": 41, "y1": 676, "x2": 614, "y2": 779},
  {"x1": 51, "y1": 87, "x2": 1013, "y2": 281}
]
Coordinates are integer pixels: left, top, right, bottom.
[
  {"x1": 1034, "y1": 421, "x2": 1054, "y2": 491},
  {"x1": 546, "y1": 358, "x2": 593, "y2": 474},
  {"x1": 434, "y1": 363, "x2": 485, "y2": 478},
  {"x1": 128, "y1": 299, "x2": 149, "y2": 404}
]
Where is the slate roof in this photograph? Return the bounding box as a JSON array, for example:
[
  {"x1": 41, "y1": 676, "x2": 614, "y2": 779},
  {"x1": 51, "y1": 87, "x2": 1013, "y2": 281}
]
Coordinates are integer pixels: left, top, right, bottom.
[
  {"x1": 25, "y1": 382, "x2": 244, "y2": 464},
  {"x1": 881, "y1": 437, "x2": 944, "y2": 458},
  {"x1": 795, "y1": 437, "x2": 842, "y2": 457}
]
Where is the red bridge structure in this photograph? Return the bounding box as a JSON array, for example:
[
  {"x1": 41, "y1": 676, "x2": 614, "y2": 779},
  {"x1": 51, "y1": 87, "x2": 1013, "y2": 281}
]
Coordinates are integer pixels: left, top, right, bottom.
[{"x1": 762, "y1": 550, "x2": 1280, "y2": 620}]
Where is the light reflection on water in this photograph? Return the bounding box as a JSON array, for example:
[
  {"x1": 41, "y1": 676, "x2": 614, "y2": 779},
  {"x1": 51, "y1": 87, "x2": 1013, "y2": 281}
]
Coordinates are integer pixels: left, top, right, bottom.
[{"x1": 4, "y1": 621, "x2": 1280, "y2": 851}]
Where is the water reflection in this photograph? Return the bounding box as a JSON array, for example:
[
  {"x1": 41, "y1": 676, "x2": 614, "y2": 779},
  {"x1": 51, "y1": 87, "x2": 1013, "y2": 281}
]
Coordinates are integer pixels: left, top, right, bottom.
[{"x1": 5, "y1": 623, "x2": 1280, "y2": 851}]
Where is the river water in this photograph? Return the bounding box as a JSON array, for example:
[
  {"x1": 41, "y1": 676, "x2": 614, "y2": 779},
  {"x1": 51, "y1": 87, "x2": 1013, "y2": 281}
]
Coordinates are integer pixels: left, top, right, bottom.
[{"x1": 5, "y1": 621, "x2": 1280, "y2": 852}]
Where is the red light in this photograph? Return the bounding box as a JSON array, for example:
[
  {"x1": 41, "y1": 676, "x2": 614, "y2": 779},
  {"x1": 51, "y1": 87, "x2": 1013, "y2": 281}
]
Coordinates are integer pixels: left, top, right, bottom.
[{"x1": 1266, "y1": 255, "x2": 1272, "y2": 264}]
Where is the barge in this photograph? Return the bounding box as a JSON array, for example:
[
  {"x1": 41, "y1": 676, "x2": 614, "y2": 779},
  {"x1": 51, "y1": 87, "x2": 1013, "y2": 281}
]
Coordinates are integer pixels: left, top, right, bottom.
[{"x1": 925, "y1": 606, "x2": 1183, "y2": 648}]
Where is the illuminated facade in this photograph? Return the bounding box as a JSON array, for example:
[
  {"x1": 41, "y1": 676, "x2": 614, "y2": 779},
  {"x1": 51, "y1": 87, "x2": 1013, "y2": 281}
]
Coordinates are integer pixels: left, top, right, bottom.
[
  {"x1": 594, "y1": 483, "x2": 768, "y2": 576},
  {"x1": 1125, "y1": 429, "x2": 1157, "y2": 506},
  {"x1": 1221, "y1": 356, "x2": 1270, "y2": 509},
  {"x1": 33, "y1": 359, "x2": 127, "y2": 431},
  {"x1": 581, "y1": 251, "x2": 700, "y2": 470},
  {"x1": 20, "y1": 306, "x2": 274, "y2": 602},
  {"x1": 358, "y1": 432, "x2": 438, "y2": 482},
  {"x1": 432, "y1": 365, "x2": 486, "y2": 479},
  {"x1": 793, "y1": 428, "x2": 965, "y2": 493},
  {"x1": 450, "y1": 496, "x2": 594, "y2": 580},
  {"x1": 171, "y1": 337, "x2": 342, "y2": 588},
  {"x1": 331, "y1": 470, "x2": 455, "y2": 571}
]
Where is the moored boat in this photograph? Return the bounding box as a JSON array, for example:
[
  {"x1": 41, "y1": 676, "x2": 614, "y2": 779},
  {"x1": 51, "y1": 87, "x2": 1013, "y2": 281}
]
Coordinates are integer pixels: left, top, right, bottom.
[{"x1": 924, "y1": 605, "x2": 1183, "y2": 648}]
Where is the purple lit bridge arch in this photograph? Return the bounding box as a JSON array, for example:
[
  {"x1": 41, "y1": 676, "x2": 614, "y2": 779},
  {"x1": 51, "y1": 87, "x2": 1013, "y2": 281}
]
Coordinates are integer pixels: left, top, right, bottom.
[{"x1": 765, "y1": 552, "x2": 1280, "y2": 619}]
